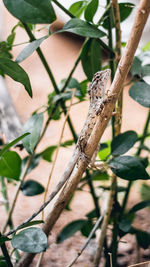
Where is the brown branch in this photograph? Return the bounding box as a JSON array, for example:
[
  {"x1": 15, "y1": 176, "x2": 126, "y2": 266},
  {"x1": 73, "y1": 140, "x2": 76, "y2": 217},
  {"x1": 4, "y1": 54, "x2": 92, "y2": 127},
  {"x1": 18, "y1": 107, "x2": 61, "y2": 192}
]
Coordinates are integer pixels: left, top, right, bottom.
[
  {"x1": 16, "y1": 0, "x2": 150, "y2": 266},
  {"x1": 111, "y1": 0, "x2": 123, "y2": 135},
  {"x1": 112, "y1": 0, "x2": 121, "y2": 64}
]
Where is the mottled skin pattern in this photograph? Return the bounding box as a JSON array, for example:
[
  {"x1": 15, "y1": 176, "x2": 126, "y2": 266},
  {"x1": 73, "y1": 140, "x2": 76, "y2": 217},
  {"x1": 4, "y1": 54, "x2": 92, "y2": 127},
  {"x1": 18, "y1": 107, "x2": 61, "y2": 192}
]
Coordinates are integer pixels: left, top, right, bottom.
[{"x1": 78, "y1": 69, "x2": 111, "y2": 154}]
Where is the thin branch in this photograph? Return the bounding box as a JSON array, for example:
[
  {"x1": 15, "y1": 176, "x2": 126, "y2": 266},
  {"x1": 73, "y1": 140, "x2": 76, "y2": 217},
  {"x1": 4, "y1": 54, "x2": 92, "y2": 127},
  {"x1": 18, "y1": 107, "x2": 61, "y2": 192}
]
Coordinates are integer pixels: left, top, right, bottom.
[
  {"x1": 93, "y1": 175, "x2": 116, "y2": 266},
  {"x1": 36, "y1": 90, "x2": 76, "y2": 267},
  {"x1": 66, "y1": 214, "x2": 103, "y2": 267}
]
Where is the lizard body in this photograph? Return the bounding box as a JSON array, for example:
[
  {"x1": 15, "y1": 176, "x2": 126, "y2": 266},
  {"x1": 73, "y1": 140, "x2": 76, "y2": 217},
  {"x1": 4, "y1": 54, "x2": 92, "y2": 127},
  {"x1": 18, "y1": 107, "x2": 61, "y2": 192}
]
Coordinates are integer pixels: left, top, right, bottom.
[
  {"x1": 5, "y1": 69, "x2": 111, "y2": 237},
  {"x1": 77, "y1": 69, "x2": 111, "y2": 160}
]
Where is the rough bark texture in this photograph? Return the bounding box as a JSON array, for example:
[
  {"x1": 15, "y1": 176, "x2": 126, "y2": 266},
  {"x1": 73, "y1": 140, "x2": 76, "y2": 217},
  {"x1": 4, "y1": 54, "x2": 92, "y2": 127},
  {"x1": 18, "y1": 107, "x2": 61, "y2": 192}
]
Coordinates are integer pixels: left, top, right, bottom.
[{"x1": 16, "y1": 0, "x2": 150, "y2": 266}]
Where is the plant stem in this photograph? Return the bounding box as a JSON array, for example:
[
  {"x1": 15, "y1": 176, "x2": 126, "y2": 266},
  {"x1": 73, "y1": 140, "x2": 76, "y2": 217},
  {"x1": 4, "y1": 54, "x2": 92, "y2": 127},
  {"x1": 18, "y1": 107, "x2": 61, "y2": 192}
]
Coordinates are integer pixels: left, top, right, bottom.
[
  {"x1": 94, "y1": 175, "x2": 117, "y2": 266},
  {"x1": 0, "y1": 177, "x2": 9, "y2": 213},
  {"x1": 106, "y1": 0, "x2": 116, "y2": 138},
  {"x1": 52, "y1": 0, "x2": 75, "y2": 18},
  {"x1": 121, "y1": 109, "x2": 150, "y2": 215},
  {"x1": 108, "y1": 1, "x2": 122, "y2": 265},
  {"x1": 0, "y1": 232, "x2": 13, "y2": 267},
  {"x1": 86, "y1": 170, "x2": 100, "y2": 217},
  {"x1": 2, "y1": 156, "x2": 34, "y2": 234},
  {"x1": 61, "y1": 52, "x2": 81, "y2": 93},
  {"x1": 22, "y1": 22, "x2": 77, "y2": 142}
]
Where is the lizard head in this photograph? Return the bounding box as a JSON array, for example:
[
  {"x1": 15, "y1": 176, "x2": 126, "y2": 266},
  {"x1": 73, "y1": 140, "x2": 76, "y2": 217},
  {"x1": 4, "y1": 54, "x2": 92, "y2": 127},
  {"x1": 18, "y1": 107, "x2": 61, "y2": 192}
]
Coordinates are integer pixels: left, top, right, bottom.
[{"x1": 88, "y1": 69, "x2": 111, "y2": 98}]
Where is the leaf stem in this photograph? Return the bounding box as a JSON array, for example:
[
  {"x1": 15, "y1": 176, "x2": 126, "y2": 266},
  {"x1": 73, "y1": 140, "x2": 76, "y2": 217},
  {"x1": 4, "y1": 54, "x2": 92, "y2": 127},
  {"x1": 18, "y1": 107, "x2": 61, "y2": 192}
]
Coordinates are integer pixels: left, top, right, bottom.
[
  {"x1": 86, "y1": 170, "x2": 100, "y2": 218},
  {"x1": 51, "y1": 0, "x2": 75, "y2": 18},
  {"x1": 0, "y1": 232, "x2": 13, "y2": 267},
  {"x1": 94, "y1": 175, "x2": 117, "y2": 266}
]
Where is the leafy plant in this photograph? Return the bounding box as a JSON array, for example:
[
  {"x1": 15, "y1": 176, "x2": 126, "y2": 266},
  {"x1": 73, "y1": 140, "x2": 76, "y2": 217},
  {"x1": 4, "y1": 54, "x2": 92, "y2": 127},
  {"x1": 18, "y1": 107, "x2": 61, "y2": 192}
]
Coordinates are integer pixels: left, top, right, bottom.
[{"x1": 0, "y1": 0, "x2": 149, "y2": 267}]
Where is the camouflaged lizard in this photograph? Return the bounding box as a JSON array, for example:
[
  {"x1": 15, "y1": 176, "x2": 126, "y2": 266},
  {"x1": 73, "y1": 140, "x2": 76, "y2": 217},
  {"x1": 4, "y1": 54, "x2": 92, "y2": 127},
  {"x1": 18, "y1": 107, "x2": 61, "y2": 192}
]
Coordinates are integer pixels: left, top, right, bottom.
[{"x1": 5, "y1": 69, "x2": 111, "y2": 237}]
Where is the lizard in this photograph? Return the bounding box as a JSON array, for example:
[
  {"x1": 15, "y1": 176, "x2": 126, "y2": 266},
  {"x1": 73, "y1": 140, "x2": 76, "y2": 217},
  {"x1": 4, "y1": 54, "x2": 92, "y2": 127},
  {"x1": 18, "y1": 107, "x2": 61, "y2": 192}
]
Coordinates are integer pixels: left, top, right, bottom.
[{"x1": 4, "y1": 69, "x2": 111, "y2": 237}]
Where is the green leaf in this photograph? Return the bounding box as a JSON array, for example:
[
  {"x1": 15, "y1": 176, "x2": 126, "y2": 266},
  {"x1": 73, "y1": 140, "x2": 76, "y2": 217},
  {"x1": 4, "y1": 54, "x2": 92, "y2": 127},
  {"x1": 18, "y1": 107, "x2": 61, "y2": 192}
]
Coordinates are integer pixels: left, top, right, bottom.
[
  {"x1": 130, "y1": 57, "x2": 150, "y2": 77},
  {"x1": 129, "y1": 81, "x2": 150, "y2": 107},
  {"x1": 99, "y1": 185, "x2": 126, "y2": 192},
  {"x1": 81, "y1": 220, "x2": 95, "y2": 238},
  {"x1": 81, "y1": 38, "x2": 101, "y2": 81},
  {"x1": 140, "y1": 157, "x2": 149, "y2": 168},
  {"x1": 111, "y1": 131, "x2": 138, "y2": 156},
  {"x1": 0, "y1": 57, "x2": 32, "y2": 97},
  {"x1": 0, "y1": 133, "x2": 30, "y2": 156},
  {"x1": 109, "y1": 156, "x2": 149, "y2": 180},
  {"x1": 58, "y1": 77, "x2": 83, "y2": 99},
  {"x1": 22, "y1": 113, "x2": 44, "y2": 154},
  {"x1": 41, "y1": 145, "x2": 57, "y2": 162},
  {"x1": 86, "y1": 209, "x2": 97, "y2": 219},
  {"x1": 0, "y1": 236, "x2": 11, "y2": 246},
  {"x1": 58, "y1": 18, "x2": 106, "y2": 38},
  {"x1": 11, "y1": 227, "x2": 48, "y2": 253},
  {"x1": 140, "y1": 183, "x2": 150, "y2": 202},
  {"x1": 130, "y1": 56, "x2": 142, "y2": 76},
  {"x1": 57, "y1": 220, "x2": 86, "y2": 243},
  {"x1": 47, "y1": 92, "x2": 61, "y2": 120},
  {"x1": 142, "y1": 41, "x2": 150, "y2": 52},
  {"x1": 61, "y1": 140, "x2": 74, "y2": 147},
  {"x1": 68, "y1": 78, "x2": 83, "y2": 98},
  {"x1": 141, "y1": 64, "x2": 150, "y2": 77},
  {"x1": 69, "y1": 1, "x2": 87, "y2": 18},
  {"x1": 22, "y1": 154, "x2": 41, "y2": 174},
  {"x1": 0, "y1": 151, "x2": 21, "y2": 180},
  {"x1": 84, "y1": 0, "x2": 98, "y2": 22},
  {"x1": 129, "y1": 200, "x2": 150, "y2": 214},
  {"x1": 136, "y1": 230, "x2": 150, "y2": 249},
  {"x1": 80, "y1": 79, "x2": 88, "y2": 97},
  {"x1": 52, "y1": 92, "x2": 72, "y2": 103},
  {"x1": 92, "y1": 171, "x2": 109, "y2": 181},
  {"x1": 119, "y1": 2, "x2": 135, "y2": 22},
  {"x1": 21, "y1": 180, "x2": 44, "y2": 196},
  {"x1": 0, "y1": 257, "x2": 7, "y2": 267},
  {"x1": 102, "y1": 2, "x2": 134, "y2": 29},
  {"x1": 3, "y1": 0, "x2": 56, "y2": 24},
  {"x1": 119, "y1": 213, "x2": 135, "y2": 232},
  {"x1": 16, "y1": 35, "x2": 48, "y2": 63},
  {"x1": 98, "y1": 141, "x2": 111, "y2": 161},
  {"x1": 7, "y1": 31, "x2": 16, "y2": 46}
]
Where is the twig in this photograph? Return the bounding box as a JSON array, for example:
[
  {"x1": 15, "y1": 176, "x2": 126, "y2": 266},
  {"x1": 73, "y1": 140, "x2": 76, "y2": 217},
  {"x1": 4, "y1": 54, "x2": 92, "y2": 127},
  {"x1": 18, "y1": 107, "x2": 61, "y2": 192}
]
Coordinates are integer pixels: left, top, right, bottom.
[
  {"x1": 42, "y1": 89, "x2": 76, "y2": 220},
  {"x1": 16, "y1": 1, "x2": 150, "y2": 266},
  {"x1": 36, "y1": 90, "x2": 75, "y2": 267},
  {"x1": 109, "y1": 253, "x2": 113, "y2": 267},
  {"x1": 93, "y1": 175, "x2": 116, "y2": 267},
  {"x1": 128, "y1": 261, "x2": 150, "y2": 267},
  {"x1": 66, "y1": 214, "x2": 103, "y2": 267}
]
